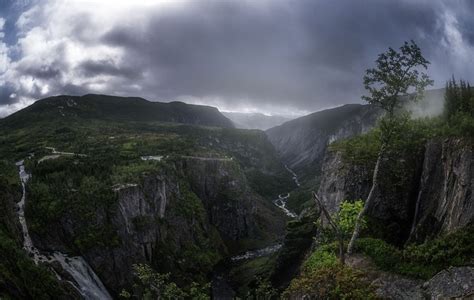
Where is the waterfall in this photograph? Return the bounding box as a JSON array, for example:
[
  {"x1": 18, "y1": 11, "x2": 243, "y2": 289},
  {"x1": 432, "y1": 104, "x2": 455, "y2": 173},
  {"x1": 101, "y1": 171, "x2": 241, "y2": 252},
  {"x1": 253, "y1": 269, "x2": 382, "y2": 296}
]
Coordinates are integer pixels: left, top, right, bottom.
[{"x1": 15, "y1": 160, "x2": 112, "y2": 300}]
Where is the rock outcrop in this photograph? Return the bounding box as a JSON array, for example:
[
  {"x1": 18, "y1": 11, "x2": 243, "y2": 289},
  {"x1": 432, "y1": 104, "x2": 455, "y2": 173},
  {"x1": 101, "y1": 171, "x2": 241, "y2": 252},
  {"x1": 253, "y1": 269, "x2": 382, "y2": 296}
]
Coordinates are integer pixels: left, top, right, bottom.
[
  {"x1": 318, "y1": 138, "x2": 474, "y2": 244},
  {"x1": 422, "y1": 266, "x2": 474, "y2": 299},
  {"x1": 409, "y1": 139, "x2": 474, "y2": 242},
  {"x1": 372, "y1": 266, "x2": 474, "y2": 299},
  {"x1": 29, "y1": 157, "x2": 286, "y2": 294},
  {"x1": 349, "y1": 255, "x2": 474, "y2": 300}
]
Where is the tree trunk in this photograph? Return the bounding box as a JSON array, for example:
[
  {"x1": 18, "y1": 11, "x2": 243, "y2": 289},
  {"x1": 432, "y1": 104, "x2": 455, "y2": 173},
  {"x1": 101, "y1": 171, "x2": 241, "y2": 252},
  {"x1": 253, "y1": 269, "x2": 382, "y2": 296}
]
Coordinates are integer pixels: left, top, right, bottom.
[
  {"x1": 346, "y1": 143, "x2": 386, "y2": 254},
  {"x1": 312, "y1": 191, "x2": 345, "y2": 265},
  {"x1": 338, "y1": 236, "x2": 345, "y2": 265}
]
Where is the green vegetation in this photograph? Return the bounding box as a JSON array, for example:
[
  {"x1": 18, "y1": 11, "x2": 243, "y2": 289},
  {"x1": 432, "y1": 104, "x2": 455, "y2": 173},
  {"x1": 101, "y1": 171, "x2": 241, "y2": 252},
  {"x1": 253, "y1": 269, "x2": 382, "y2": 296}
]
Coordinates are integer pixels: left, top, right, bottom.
[
  {"x1": 444, "y1": 77, "x2": 473, "y2": 120},
  {"x1": 303, "y1": 245, "x2": 339, "y2": 272},
  {"x1": 0, "y1": 231, "x2": 75, "y2": 299},
  {"x1": 26, "y1": 156, "x2": 120, "y2": 252},
  {"x1": 286, "y1": 225, "x2": 473, "y2": 299},
  {"x1": 332, "y1": 115, "x2": 438, "y2": 174},
  {"x1": 120, "y1": 263, "x2": 210, "y2": 299},
  {"x1": 285, "y1": 178, "x2": 318, "y2": 214},
  {"x1": 443, "y1": 77, "x2": 474, "y2": 136},
  {"x1": 283, "y1": 200, "x2": 372, "y2": 298},
  {"x1": 314, "y1": 198, "x2": 366, "y2": 264},
  {"x1": 354, "y1": 226, "x2": 474, "y2": 279},
  {"x1": 346, "y1": 40, "x2": 433, "y2": 253},
  {"x1": 336, "y1": 200, "x2": 366, "y2": 238},
  {"x1": 0, "y1": 94, "x2": 292, "y2": 296},
  {"x1": 340, "y1": 78, "x2": 474, "y2": 143},
  {"x1": 229, "y1": 256, "x2": 277, "y2": 297},
  {"x1": 285, "y1": 243, "x2": 376, "y2": 300}
]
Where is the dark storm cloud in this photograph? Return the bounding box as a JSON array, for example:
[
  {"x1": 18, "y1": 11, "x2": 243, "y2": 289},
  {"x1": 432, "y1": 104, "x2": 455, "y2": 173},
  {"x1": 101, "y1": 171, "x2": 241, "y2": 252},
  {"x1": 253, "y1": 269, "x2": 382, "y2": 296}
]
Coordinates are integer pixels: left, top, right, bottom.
[
  {"x1": 18, "y1": 64, "x2": 61, "y2": 79},
  {"x1": 98, "y1": 0, "x2": 470, "y2": 112},
  {"x1": 0, "y1": 83, "x2": 17, "y2": 105},
  {"x1": 1, "y1": 0, "x2": 474, "y2": 116},
  {"x1": 77, "y1": 59, "x2": 142, "y2": 79}
]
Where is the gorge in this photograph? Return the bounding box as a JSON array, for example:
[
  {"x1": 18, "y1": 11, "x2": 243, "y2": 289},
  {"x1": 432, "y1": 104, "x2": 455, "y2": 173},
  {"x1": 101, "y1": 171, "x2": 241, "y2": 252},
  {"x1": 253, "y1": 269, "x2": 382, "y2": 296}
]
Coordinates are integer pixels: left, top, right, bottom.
[{"x1": 0, "y1": 93, "x2": 472, "y2": 299}]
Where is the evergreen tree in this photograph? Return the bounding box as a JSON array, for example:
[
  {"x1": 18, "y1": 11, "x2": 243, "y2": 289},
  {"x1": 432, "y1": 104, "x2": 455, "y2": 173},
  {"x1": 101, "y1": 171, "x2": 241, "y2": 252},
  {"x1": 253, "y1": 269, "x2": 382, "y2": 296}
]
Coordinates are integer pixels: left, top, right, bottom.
[{"x1": 444, "y1": 77, "x2": 473, "y2": 119}]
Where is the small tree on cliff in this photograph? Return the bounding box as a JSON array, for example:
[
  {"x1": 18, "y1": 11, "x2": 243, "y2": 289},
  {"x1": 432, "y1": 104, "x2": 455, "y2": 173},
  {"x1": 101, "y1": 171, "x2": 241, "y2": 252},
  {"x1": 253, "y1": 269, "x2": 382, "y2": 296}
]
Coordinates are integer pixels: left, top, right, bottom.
[{"x1": 346, "y1": 41, "x2": 433, "y2": 254}]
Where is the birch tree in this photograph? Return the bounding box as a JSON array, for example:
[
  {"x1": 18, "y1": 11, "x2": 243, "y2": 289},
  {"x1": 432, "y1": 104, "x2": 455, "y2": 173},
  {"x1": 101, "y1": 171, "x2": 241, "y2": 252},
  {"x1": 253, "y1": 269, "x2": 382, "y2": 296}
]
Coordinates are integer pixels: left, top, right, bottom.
[{"x1": 346, "y1": 41, "x2": 433, "y2": 254}]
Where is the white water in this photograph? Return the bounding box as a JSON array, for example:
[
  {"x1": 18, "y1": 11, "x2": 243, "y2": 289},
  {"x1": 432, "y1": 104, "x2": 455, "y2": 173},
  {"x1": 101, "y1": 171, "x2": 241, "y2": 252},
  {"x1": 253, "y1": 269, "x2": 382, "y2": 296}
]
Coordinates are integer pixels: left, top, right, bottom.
[
  {"x1": 15, "y1": 160, "x2": 112, "y2": 300},
  {"x1": 273, "y1": 193, "x2": 297, "y2": 218},
  {"x1": 272, "y1": 165, "x2": 300, "y2": 218},
  {"x1": 230, "y1": 244, "x2": 282, "y2": 262},
  {"x1": 141, "y1": 155, "x2": 164, "y2": 161}
]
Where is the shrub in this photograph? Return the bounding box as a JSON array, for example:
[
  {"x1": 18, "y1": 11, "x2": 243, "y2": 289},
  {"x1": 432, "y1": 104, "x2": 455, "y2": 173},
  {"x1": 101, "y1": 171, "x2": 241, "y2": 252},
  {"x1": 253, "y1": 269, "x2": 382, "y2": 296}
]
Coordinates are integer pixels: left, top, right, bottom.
[
  {"x1": 355, "y1": 227, "x2": 474, "y2": 279},
  {"x1": 354, "y1": 238, "x2": 401, "y2": 271},
  {"x1": 284, "y1": 264, "x2": 376, "y2": 300},
  {"x1": 121, "y1": 264, "x2": 210, "y2": 299},
  {"x1": 336, "y1": 200, "x2": 366, "y2": 237},
  {"x1": 303, "y1": 246, "x2": 338, "y2": 273}
]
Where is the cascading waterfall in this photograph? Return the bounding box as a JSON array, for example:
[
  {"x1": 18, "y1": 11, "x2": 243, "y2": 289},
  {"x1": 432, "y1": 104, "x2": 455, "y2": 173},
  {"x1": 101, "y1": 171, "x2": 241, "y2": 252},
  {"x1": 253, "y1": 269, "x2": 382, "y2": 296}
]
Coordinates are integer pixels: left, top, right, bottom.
[{"x1": 15, "y1": 160, "x2": 112, "y2": 300}]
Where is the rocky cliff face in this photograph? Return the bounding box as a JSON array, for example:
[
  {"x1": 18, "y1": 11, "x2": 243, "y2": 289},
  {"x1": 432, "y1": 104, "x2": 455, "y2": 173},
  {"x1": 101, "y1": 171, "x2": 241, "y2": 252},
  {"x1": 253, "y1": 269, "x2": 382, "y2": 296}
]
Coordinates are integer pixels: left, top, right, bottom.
[
  {"x1": 266, "y1": 104, "x2": 380, "y2": 181},
  {"x1": 318, "y1": 138, "x2": 473, "y2": 244},
  {"x1": 409, "y1": 139, "x2": 474, "y2": 242},
  {"x1": 178, "y1": 157, "x2": 285, "y2": 244},
  {"x1": 29, "y1": 157, "x2": 285, "y2": 294}
]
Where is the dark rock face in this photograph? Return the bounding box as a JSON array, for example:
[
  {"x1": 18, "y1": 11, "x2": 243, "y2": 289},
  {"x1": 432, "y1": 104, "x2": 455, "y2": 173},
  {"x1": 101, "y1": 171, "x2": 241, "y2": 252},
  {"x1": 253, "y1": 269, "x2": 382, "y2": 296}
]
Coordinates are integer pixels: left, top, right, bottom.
[
  {"x1": 270, "y1": 207, "x2": 318, "y2": 290},
  {"x1": 372, "y1": 273, "x2": 424, "y2": 300},
  {"x1": 0, "y1": 180, "x2": 22, "y2": 244},
  {"x1": 318, "y1": 147, "x2": 424, "y2": 244},
  {"x1": 368, "y1": 266, "x2": 473, "y2": 300},
  {"x1": 30, "y1": 158, "x2": 285, "y2": 294},
  {"x1": 318, "y1": 138, "x2": 474, "y2": 244},
  {"x1": 317, "y1": 151, "x2": 372, "y2": 217},
  {"x1": 409, "y1": 139, "x2": 474, "y2": 242},
  {"x1": 183, "y1": 159, "x2": 259, "y2": 241},
  {"x1": 266, "y1": 104, "x2": 381, "y2": 180},
  {"x1": 422, "y1": 267, "x2": 474, "y2": 299}
]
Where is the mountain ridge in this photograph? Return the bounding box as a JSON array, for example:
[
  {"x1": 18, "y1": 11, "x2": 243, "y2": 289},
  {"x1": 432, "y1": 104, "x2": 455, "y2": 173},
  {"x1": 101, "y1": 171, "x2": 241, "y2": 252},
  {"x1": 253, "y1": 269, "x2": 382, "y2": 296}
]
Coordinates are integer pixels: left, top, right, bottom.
[
  {"x1": 223, "y1": 111, "x2": 292, "y2": 130},
  {"x1": 0, "y1": 94, "x2": 234, "y2": 129}
]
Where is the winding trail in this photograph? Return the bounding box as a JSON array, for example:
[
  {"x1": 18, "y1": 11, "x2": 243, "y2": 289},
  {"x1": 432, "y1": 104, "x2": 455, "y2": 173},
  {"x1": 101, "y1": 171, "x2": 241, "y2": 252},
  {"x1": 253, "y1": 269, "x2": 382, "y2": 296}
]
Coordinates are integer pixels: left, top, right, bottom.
[
  {"x1": 39, "y1": 147, "x2": 87, "y2": 163},
  {"x1": 15, "y1": 159, "x2": 111, "y2": 300}
]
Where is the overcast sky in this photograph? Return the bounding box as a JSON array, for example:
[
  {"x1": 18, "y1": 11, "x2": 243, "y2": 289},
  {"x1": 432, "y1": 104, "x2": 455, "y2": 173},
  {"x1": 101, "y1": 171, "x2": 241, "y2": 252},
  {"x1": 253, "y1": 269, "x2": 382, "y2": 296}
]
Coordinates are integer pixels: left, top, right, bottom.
[{"x1": 0, "y1": 0, "x2": 473, "y2": 117}]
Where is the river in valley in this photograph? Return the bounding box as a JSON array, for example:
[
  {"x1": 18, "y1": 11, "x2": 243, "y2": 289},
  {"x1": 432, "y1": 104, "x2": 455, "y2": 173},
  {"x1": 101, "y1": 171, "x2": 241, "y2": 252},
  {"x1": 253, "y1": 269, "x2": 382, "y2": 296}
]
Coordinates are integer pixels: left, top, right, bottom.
[{"x1": 212, "y1": 165, "x2": 301, "y2": 298}]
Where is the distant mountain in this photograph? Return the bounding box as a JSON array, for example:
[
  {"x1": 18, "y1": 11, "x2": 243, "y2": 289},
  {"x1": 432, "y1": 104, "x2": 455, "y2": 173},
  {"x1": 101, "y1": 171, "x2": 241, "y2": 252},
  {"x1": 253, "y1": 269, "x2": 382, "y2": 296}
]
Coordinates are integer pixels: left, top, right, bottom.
[
  {"x1": 223, "y1": 112, "x2": 292, "y2": 130},
  {"x1": 1, "y1": 94, "x2": 234, "y2": 128},
  {"x1": 265, "y1": 89, "x2": 446, "y2": 182},
  {"x1": 266, "y1": 104, "x2": 381, "y2": 181}
]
